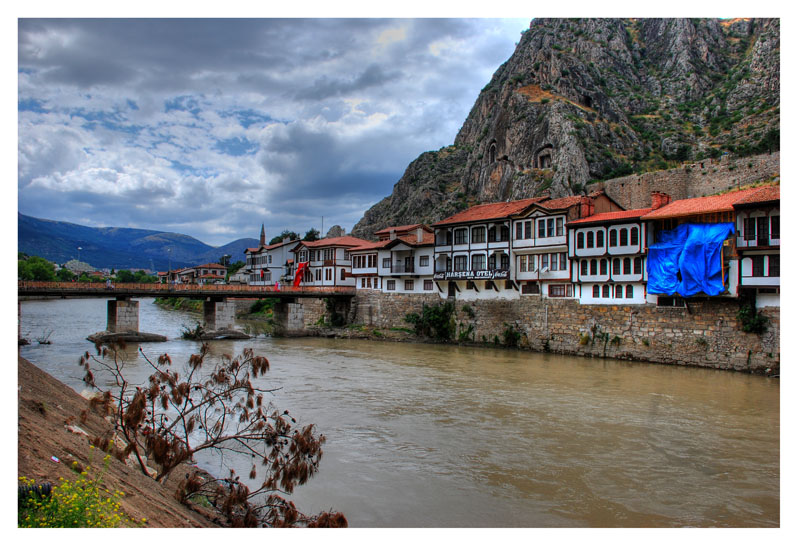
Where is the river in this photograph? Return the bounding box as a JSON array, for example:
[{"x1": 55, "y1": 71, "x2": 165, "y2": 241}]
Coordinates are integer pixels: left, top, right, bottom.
[{"x1": 18, "y1": 297, "x2": 779, "y2": 527}]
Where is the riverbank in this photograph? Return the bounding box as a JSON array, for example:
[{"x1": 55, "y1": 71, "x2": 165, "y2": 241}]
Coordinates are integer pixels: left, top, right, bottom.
[{"x1": 17, "y1": 356, "x2": 221, "y2": 527}]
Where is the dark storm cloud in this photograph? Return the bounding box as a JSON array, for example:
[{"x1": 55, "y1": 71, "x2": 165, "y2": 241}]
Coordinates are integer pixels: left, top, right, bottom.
[{"x1": 18, "y1": 18, "x2": 528, "y2": 245}]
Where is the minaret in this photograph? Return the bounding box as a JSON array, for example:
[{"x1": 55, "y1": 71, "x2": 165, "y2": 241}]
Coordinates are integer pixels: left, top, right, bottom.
[{"x1": 259, "y1": 224, "x2": 266, "y2": 247}]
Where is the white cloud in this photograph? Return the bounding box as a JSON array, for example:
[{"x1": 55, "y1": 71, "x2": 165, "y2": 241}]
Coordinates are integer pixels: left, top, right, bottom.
[{"x1": 18, "y1": 18, "x2": 526, "y2": 245}]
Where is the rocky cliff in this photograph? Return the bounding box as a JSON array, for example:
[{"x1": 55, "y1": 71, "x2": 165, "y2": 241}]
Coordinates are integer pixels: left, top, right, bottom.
[{"x1": 352, "y1": 18, "x2": 779, "y2": 239}]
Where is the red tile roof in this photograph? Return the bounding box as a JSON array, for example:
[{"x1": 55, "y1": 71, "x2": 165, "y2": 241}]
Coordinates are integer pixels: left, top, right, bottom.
[
  {"x1": 296, "y1": 236, "x2": 372, "y2": 249},
  {"x1": 246, "y1": 239, "x2": 300, "y2": 253},
  {"x1": 567, "y1": 207, "x2": 654, "y2": 226},
  {"x1": 641, "y1": 187, "x2": 765, "y2": 220},
  {"x1": 374, "y1": 224, "x2": 433, "y2": 235},
  {"x1": 432, "y1": 197, "x2": 546, "y2": 226},
  {"x1": 537, "y1": 195, "x2": 584, "y2": 210},
  {"x1": 348, "y1": 240, "x2": 394, "y2": 252},
  {"x1": 732, "y1": 184, "x2": 780, "y2": 206},
  {"x1": 194, "y1": 263, "x2": 226, "y2": 269}
]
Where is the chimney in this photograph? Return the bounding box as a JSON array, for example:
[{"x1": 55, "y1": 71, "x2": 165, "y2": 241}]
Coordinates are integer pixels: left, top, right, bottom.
[
  {"x1": 579, "y1": 196, "x2": 595, "y2": 219},
  {"x1": 416, "y1": 227, "x2": 423, "y2": 243},
  {"x1": 650, "y1": 191, "x2": 671, "y2": 209},
  {"x1": 389, "y1": 229, "x2": 397, "y2": 241}
]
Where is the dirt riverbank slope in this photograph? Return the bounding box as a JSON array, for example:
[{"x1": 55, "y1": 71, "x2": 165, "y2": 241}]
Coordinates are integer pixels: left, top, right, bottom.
[{"x1": 17, "y1": 355, "x2": 220, "y2": 527}]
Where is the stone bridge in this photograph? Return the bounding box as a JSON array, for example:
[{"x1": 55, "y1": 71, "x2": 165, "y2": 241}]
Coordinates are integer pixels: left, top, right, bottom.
[{"x1": 18, "y1": 281, "x2": 355, "y2": 340}]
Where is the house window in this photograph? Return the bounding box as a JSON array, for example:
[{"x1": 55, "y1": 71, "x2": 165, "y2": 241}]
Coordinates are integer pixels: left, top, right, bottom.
[
  {"x1": 454, "y1": 228, "x2": 468, "y2": 245},
  {"x1": 519, "y1": 255, "x2": 531, "y2": 272},
  {"x1": 524, "y1": 221, "x2": 532, "y2": 239},
  {"x1": 602, "y1": 284, "x2": 610, "y2": 298},
  {"x1": 325, "y1": 269, "x2": 332, "y2": 281},
  {"x1": 581, "y1": 260, "x2": 588, "y2": 276},
  {"x1": 541, "y1": 254, "x2": 549, "y2": 270},
  {"x1": 488, "y1": 254, "x2": 496, "y2": 270},
  {"x1": 596, "y1": 230, "x2": 604, "y2": 248},
  {"x1": 612, "y1": 258, "x2": 621, "y2": 276},
  {"x1": 500, "y1": 225, "x2": 510, "y2": 242},
  {"x1": 587, "y1": 231, "x2": 594, "y2": 248},
  {"x1": 593, "y1": 285, "x2": 600, "y2": 298},
  {"x1": 615, "y1": 285, "x2": 623, "y2": 299},
  {"x1": 547, "y1": 218, "x2": 555, "y2": 237},
  {"x1": 374, "y1": 278, "x2": 379, "y2": 289},
  {"x1": 630, "y1": 227, "x2": 639, "y2": 247},
  {"x1": 340, "y1": 269, "x2": 346, "y2": 281},
  {"x1": 454, "y1": 255, "x2": 468, "y2": 271},
  {"x1": 521, "y1": 281, "x2": 540, "y2": 295},
  {"x1": 600, "y1": 259, "x2": 608, "y2": 276},
  {"x1": 268, "y1": 256, "x2": 272, "y2": 264},
  {"x1": 634, "y1": 257, "x2": 642, "y2": 275},
  {"x1": 516, "y1": 222, "x2": 523, "y2": 240},
  {"x1": 405, "y1": 280, "x2": 414, "y2": 291},
  {"x1": 538, "y1": 219, "x2": 546, "y2": 238},
  {"x1": 609, "y1": 229, "x2": 618, "y2": 247},
  {"x1": 577, "y1": 232, "x2": 585, "y2": 249},
  {"x1": 744, "y1": 218, "x2": 756, "y2": 241},
  {"x1": 361, "y1": 278, "x2": 366, "y2": 288},
  {"x1": 424, "y1": 279, "x2": 433, "y2": 291},
  {"x1": 466, "y1": 281, "x2": 476, "y2": 290},
  {"x1": 768, "y1": 255, "x2": 779, "y2": 277},
  {"x1": 757, "y1": 217, "x2": 769, "y2": 245},
  {"x1": 556, "y1": 218, "x2": 564, "y2": 236},
  {"x1": 471, "y1": 254, "x2": 486, "y2": 271},
  {"x1": 505, "y1": 280, "x2": 513, "y2": 290},
  {"x1": 485, "y1": 280, "x2": 494, "y2": 290},
  {"x1": 472, "y1": 227, "x2": 486, "y2": 243},
  {"x1": 386, "y1": 280, "x2": 396, "y2": 291},
  {"x1": 383, "y1": 258, "x2": 391, "y2": 268},
  {"x1": 315, "y1": 269, "x2": 321, "y2": 281},
  {"x1": 488, "y1": 226, "x2": 497, "y2": 242},
  {"x1": 369, "y1": 255, "x2": 376, "y2": 268},
  {"x1": 771, "y1": 216, "x2": 780, "y2": 239},
  {"x1": 500, "y1": 253, "x2": 509, "y2": 270},
  {"x1": 548, "y1": 284, "x2": 572, "y2": 298},
  {"x1": 590, "y1": 259, "x2": 597, "y2": 276},
  {"x1": 753, "y1": 256, "x2": 765, "y2": 277},
  {"x1": 623, "y1": 258, "x2": 631, "y2": 275},
  {"x1": 620, "y1": 228, "x2": 628, "y2": 246},
  {"x1": 626, "y1": 285, "x2": 634, "y2": 298},
  {"x1": 419, "y1": 255, "x2": 430, "y2": 267}
]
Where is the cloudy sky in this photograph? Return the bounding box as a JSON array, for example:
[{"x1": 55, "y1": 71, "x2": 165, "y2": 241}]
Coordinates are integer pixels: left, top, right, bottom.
[{"x1": 18, "y1": 17, "x2": 530, "y2": 245}]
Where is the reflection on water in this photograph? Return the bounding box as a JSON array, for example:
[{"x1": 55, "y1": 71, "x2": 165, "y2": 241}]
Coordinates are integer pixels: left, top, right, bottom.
[{"x1": 19, "y1": 298, "x2": 779, "y2": 527}]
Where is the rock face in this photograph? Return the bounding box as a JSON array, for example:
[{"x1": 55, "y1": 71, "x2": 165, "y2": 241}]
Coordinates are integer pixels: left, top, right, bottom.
[
  {"x1": 352, "y1": 18, "x2": 779, "y2": 239},
  {"x1": 325, "y1": 225, "x2": 346, "y2": 238}
]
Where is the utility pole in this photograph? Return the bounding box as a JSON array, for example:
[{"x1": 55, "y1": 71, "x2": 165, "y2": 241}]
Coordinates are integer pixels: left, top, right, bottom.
[{"x1": 321, "y1": 216, "x2": 324, "y2": 238}]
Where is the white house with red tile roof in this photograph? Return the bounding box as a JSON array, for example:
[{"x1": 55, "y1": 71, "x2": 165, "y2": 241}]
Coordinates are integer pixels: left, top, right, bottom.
[
  {"x1": 732, "y1": 185, "x2": 780, "y2": 308},
  {"x1": 430, "y1": 192, "x2": 621, "y2": 299},
  {"x1": 567, "y1": 192, "x2": 669, "y2": 304},
  {"x1": 168, "y1": 263, "x2": 227, "y2": 285},
  {"x1": 640, "y1": 186, "x2": 772, "y2": 304},
  {"x1": 290, "y1": 236, "x2": 371, "y2": 287},
  {"x1": 242, "y1": 224, "x2": 299, "y2": 286}
]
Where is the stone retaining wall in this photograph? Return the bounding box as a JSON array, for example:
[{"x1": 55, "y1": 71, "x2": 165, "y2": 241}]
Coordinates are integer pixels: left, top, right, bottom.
[
  {"x1": 339, "y1": 291, "x2": 779, "y2": 373},
  {"x1": 587, "y1": 152, "x2": 780, "y2": 209}
]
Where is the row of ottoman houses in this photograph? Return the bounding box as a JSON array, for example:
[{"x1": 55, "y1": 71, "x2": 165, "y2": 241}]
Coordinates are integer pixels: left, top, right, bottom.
[{"x1": 242, "y1": 184, "x2": 780, "y2": 309}]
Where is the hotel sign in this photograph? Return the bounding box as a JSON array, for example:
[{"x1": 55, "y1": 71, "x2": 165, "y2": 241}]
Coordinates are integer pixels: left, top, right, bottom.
[{"x1": 433, "y1": 269, "x2": 509, "y2": 281}]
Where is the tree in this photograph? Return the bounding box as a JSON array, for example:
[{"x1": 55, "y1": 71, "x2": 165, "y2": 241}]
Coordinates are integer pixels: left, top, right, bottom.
[
  {"x1": 303, "y1": 228, "x2": 320, "y2": 242},
  {"x1": 269, "y1": 230, "x2": 299, "y2": 245},
  {"x1": 18, "y1": 256, "x2": 56, "y2": 281},
  {"x1": 227, "y1": 260, "x2": 245, "y2": 278},
  {"x1": 56, "y1": 268, "x2": 75, "y2": 282},
  {"x1": 80, "y1": 343, "x2": 346, "y2": 527}
]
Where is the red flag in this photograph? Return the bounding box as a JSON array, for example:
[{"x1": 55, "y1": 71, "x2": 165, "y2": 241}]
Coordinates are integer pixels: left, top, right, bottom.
[{"x1": 293, "y1": 262, "x2": 309, "y2": 288}]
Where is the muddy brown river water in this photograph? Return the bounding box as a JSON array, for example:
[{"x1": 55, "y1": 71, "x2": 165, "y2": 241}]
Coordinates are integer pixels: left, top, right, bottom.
[{"x1": 19, "y1": 297, "x2": 779, "y2": 527}]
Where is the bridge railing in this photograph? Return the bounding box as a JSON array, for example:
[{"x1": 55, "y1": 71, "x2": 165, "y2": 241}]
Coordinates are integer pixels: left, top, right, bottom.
[{"x1": 18, "y1": 281, "x2": 356, "y2": 295}]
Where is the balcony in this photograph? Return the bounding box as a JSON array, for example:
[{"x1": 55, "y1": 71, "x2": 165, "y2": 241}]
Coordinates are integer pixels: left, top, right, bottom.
[{"x1": 391, "y1": 263, "x2": 415, "y2": 274}]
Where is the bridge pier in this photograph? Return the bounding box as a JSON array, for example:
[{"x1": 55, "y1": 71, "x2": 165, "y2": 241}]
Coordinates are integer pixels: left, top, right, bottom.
[
  {"x1": 272, "y1": 300, "x2": 306, "y2": 336},
  {"x1": 89, "y1": 297, "x2": 167, "y2": 343},
  {"x1": 203, "y1": 298, "x2": 236, "y2": 331},
  {"x1": 107, "y1": 297, "x2": 139, "y2": 332}
]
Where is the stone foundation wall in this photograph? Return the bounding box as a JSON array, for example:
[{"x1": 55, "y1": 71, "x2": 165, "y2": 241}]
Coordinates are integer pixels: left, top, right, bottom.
[
  {"x1": 203, "y1": 300, "x2": 236, "y2": 331},
  {"x1": 347, "y1": 292, "x2": 780, "y2": 373},
  {"x1": 588, "y1": 152, "x2": 780, "y2": 209}
]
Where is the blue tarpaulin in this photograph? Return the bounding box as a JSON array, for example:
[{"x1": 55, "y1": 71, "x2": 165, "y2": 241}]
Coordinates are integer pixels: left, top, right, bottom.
[{"x1": 646, "y1": 222, "x2": 734, "y2": 297}]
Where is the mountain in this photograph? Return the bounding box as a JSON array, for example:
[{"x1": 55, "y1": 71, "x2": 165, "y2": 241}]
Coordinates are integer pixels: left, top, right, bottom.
[
  {"x1": 18, "y1": 213, "x2": 258, "y2": 271},
  {"x1": 352, "y1": 18, "x2": 779, "y2": 238}
]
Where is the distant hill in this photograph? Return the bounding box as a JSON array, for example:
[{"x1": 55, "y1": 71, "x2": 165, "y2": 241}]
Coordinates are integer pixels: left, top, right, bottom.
[{"x1": 18, "y1": 213, "x2": 258, "y2": 271}]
